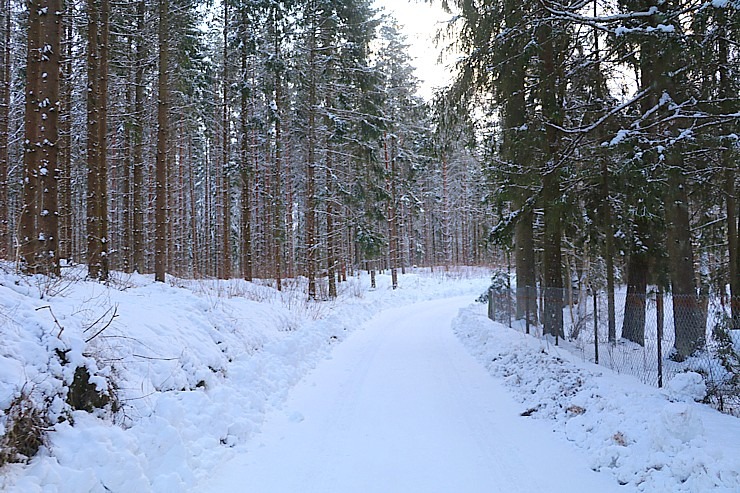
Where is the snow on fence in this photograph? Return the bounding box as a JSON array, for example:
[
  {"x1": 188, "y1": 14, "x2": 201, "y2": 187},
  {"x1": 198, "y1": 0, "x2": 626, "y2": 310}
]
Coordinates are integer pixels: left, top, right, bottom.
[{"x1": 484, "y1": 286, "x2": 740, "y2": 416}]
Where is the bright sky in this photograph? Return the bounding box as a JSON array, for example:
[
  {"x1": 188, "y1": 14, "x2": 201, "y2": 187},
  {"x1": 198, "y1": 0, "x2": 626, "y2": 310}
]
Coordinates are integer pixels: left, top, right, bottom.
[{"x1": 373, "y1": 0, "x2": 456, "y2": 100}]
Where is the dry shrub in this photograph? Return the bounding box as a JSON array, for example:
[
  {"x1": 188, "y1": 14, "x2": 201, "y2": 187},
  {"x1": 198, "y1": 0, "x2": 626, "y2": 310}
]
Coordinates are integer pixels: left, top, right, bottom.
[{"x1": 0, "y1": 392, "x2": 48, "y2": 466}]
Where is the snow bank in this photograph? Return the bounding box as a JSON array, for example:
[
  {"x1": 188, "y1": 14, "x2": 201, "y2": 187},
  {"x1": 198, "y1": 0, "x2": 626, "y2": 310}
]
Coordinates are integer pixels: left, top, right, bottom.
[
  {"x1": 452, "y1": 304, "x2": 740, "y2": 492},
  {"x1": 0, "y1": 265, "x2": 490, "y2": 492}
]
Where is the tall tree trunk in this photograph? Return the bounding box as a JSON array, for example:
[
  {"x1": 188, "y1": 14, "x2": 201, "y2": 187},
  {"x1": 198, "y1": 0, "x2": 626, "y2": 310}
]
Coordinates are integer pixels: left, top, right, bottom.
[
  {"x1": 58, "y1": 13, "x2": 72, "y2": 263},
  {"x1": 240, "y1": 35, "x2": 253, "y2": 282},
  {"x1": 0, "y1": 0, "x2": 10, "y2": 260},
  {"x1": 538, "y1": 16, "x2": 564, "y2": 340},
  {"x1": 665, "y1": 161, "x2": 704, "y2": 358},
  {"x1": 306, "y1": 13, "x2": 317, "y2": 299},
  {"x1": 622, "y1": 253, "x2": 647, "y2": 346},
  {"x1": 21, "y1": 0, "x2": 62, "y2": 275},
  {"x1": 441, "y1": 153, "x2": 450, "y2": 270},
  {"x1": 272, "y1": 16, "x2": 283, "y2": 290},
  {"x1": 501, "y1": 0, "x2": 537, "y2": 321},
  {"x1": 602, "y1": 158, "x2": 617, "y2": 342},
  {"x1": 514, "y1": 209, "x2": 537, "y2": 323},
  {"x1": 122, "y1": 34, "x2": 134, "y2": 273},
  {"x1": 86, "y1": 0, "x2": 100, "y2": 278},
  {"x1": 385, "y1": 132, "x2": 398, "y2": 289},
  {"x1": 588, "y1": 0, "x2": 616, "y2": 343},
  {"x1": 221, "y1": 0, "x2": 231, "y2": 279},
  {"x1": 86, "y1": 0, "x2": 109, "y2": 280},
  {"x1": 154, "y1": 0, "x2": 169, "y2": 283},
  {"x1": 717, "y1": 12, "x2": 739, "y2": 326},
  {"x1": 132, "y1": 0, "x2": 145, "y2": 273},
  {"x1": 326, "y1": 148, "x2": 337, "y2": 298},
  {"x1": 729, "y1": 165, "x2": 739, "y2": 325}
]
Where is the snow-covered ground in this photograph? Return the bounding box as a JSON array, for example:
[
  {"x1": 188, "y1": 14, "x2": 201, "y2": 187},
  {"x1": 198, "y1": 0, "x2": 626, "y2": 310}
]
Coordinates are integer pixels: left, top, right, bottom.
[
  {"x1": 0, "y1": 265, "x2": 491, "y2": 491},
  {"x1": 454, "y1": 305, "x2": 740, "y2": 492},
  {"x1": 0, "y1": 264, "x2": 738, "y2": 492},
  {"x1": 201, "y1": 296, "x2": 628, "y2": 493}
]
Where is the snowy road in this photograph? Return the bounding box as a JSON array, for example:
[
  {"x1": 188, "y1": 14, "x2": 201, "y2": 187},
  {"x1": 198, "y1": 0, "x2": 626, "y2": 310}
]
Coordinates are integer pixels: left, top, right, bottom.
[{"x1": 202, "y1": 296, "x2": 626, "y2": 493}]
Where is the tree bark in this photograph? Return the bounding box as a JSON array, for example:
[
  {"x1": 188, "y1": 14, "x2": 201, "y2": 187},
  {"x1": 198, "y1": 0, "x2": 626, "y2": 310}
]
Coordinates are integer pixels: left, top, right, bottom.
[
  {"x1": 132, "y1": 0, "x2": 146, "y2": 274},
  {"x1": 731, "y1": 164, "x2": 739, "y2": 324},
  {"x1": 86, "y1": 0, "x2": 109, "y2": 280},
  {"x1": 240, "y1": 27, "x2": 253, "y2": 282},
  {"x1": 20, "y1": 0, "x2": 62, "y2": 276},
  {"x1": 622, "y1": 253, "x2": 647, "y2": 346},
  {"x1": 306, "y1": 9, "x2": 317, "y2": 299},
  {"x1": 0, "y1": 0, "x2": 11, "y2": 259},
  {"x1": 385, "y1": 133, "x2": 398, "y2": 289},
  {"x1": 220, "y1": 0, "x2": 231, "y2": 280},
  {"x1": 272, "y1": 11, "x2": 283, "y2": 290},
  {"x1": 601, "y1": 157, "x2": 616, "y2": 343},
  {"x1": 538, "y1": 15, "x2": 564, "y2": 340},
  {"x1": 154, "y1": 0, "x2": 169, "y2": 283},
  {"x1": 665, "y1": 162, "x2": 704, "y2": 358}
]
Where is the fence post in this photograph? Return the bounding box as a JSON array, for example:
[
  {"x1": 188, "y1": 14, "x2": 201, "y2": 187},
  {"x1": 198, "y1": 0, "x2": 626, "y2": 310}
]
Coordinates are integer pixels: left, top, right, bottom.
[
  {"x1": 507, "y1": 290, "x2": 512, "y2": 328},
  {"x1": 593, "y1": 289, "x2": 599, "y2": 365},
  {"x1": 525, "y1": 286, "x2": 531, "y2": 334},
  {"x1": 507, "y1": 253, "x2": 512, "y2": 328},
  {"x1": 487, "y1": 286, "x2": 494, "y2": 321},
  {"x1": 657, "y1": 287, "x2": 664, "y2": 388}
]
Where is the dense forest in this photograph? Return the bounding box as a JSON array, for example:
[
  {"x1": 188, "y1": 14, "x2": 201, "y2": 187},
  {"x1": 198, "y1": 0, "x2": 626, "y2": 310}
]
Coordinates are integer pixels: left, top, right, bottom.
[
  {"x1": 0, "y1": 0, "x2": 491, "y2": 292},
  {"x1": 0, "y1": 0, "x2": 738, "y2": 359},
  {"x1": 432, "y1": 0, "x2": 739, "y2": 359}
]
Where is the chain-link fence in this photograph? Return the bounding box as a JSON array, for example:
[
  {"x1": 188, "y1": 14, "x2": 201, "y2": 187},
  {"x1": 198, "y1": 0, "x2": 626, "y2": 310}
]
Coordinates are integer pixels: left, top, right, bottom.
[{"x1": 484, "y1": 284, "x2": 740, "y2": 416}]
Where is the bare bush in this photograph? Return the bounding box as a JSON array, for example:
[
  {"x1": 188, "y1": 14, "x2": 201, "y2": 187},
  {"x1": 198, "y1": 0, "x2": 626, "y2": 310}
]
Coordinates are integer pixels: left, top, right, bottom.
[{"x1": 0, "y1": 391, "x2": 48, "y2": 466}]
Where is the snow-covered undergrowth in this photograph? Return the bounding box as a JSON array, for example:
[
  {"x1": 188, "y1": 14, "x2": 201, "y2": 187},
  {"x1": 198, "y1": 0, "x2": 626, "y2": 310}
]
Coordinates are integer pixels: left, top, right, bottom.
[
  {"x1": 0, "y1": 264, "x2": 491, "y2": 492},
  {"x1": 453, "y1": 304, "x2": 740, "y2": 492}
]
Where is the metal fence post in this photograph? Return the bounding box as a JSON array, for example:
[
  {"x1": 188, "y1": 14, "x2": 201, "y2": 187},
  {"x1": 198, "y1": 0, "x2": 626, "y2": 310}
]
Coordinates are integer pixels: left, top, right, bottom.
[
  {"x1": 525, "y1": 285, "x2": 530, "y2": 335},
  {"x1": 487, "y1": 286, "x2": 494, "y2": 321},
  {"x1": 657, "y1": 287, "x2": 664, "y2": 388},
  {"x1": 594, "y1": 289, "x2": 599, "y2": 365}
]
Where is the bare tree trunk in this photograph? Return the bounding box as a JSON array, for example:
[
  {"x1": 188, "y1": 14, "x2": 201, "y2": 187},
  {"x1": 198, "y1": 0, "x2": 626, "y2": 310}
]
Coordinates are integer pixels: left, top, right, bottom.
[
  {"x1": 132, "y1": 0, "x2": 146, "y2": 273},
  {"x1": 240, "y1": 38, "x2": 253, "y2": 281},
  {"x1": 538, "y1": 16, "x2": 564, "y2": 340},
  {"x1": 622, "y1": 253, "x2": 647, "y2": 346},
  {"x1": 442, "y1": 154, "x2": 450, "y2": 271},
  {"x1": 58, "y1": 15, "x2": 71, "y2": 262},
  {"x1": 121, "y1": 34, "x2": 134, "y2": 272},
  {"x1": 0, "y1": 0, "x2": 11, "y2": 259},
  {"x1": 220, "y1": 0, "x2": 231, "y2": 279},
  {"x1": 21, "y1": 0, "x2": 62, "y2": 275},
  {"x1": 729, "y1": 164, "x2": 739, "y2": 325},
  {"x1": 326, "y1": 136, "x2": 337, "y2": 299},
  {"x1": 665, "y1": 162, "x2": 704, "y2": 358},
  {"x1": 86, "y1": 0, "x2": 109, "y2": 280},
  {"x1": 384, "y1": 133, "x2": 398, "y2": 289},
  {"x1": 601, "y1": 158, "x2": 616, "y2": 342},
  {"x1": 306, "y1": 14, "x2": 318, "y2": 300},
  {"x1": 86, "y1": 0, "x2": 100, "y2": 278},
  {"x1": 272, "y1": 20, "x2": 283, "y2": 290},
  {"x1": 717, "y1": 14, "x2": 739, "y2": 326},
  {"x1": 154, "y1": 0, "x2": 169, "y2": 283},
  {"x1": 515, "y1": 209, "x2": 537, "y2": 323}
]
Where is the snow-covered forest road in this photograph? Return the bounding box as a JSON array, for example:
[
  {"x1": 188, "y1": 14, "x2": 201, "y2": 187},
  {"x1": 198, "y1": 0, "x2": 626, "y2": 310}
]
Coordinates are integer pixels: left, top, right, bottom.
[{"x1": 202, "y1": 297, "x2": 625, "y2": 493}]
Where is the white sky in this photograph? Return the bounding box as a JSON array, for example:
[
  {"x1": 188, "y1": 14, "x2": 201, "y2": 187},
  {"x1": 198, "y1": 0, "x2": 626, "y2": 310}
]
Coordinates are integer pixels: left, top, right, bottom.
[{"x1": 373, "y1": 0, "x2": 456, "y2": 100}]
